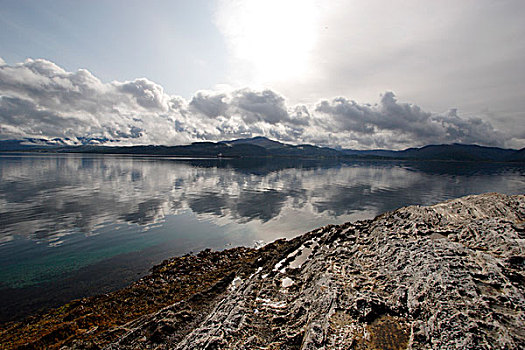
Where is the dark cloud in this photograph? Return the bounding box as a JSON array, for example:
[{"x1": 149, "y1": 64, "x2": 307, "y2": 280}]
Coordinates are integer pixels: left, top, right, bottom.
[
  {"x1": 315, "y1": 98, "x2": 377, "y2": 134},
  {"x1": 0, "y1": 96, "x2": 87, "y2": 137},
  {"x1": 315, "y1": 92, "x2": 506, "y2": 148},
  {"x1": 289, "y1": 105, "x2": 311, "y2": 126},
  {"x1": 190, "y1": 89, "x2": 296, "y2": 125},
  {"x1": 231, "y1": 89, "x2": 290, "y2": 124},
  {"x1": 0, "y1": 58, "x2": 513, "y2": 149},
  {"x1": 189, "y1": 91, "x2": 228, "y2": 118}
]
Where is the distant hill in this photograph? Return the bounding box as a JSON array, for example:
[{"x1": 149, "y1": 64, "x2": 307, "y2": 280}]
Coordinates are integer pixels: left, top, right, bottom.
[
  {"x1": 224, "y1": 136, "x2": 340, "y2": 157},
  {"x1": 226, "y1": 136, "x2": 285, "y2": 149},
  {"x1": 341, "y1": 143, "x2": 524, "y2": 162},
  {"x1": 1, "y1": 137, "x2": 523, "y2": 162},
  {"x1": 505, "y1": 148, "x2": 525, "y2": 162},
  {"x1": 397, "y1": 144, "x2": 517, "y2": 161},
  {"x1": 340, "y1": 149, "x2": 400, "y2": 158}
]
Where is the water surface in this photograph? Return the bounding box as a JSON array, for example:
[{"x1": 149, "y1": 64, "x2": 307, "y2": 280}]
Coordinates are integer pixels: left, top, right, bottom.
[{"x1": 0, "y1": 153, "x2": 523, "y2": 320}]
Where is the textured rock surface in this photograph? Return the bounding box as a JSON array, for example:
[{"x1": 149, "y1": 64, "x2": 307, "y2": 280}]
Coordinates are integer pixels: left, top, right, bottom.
[
  {"x1": 1, "y1": 243, "x2": 299, "y2": 349},
  {"x1": 2, "y1": 193, "x2": 523, "y2": 349},
  {"x1": 104, "y1": 193, "x2": 525, "y2": 349}
]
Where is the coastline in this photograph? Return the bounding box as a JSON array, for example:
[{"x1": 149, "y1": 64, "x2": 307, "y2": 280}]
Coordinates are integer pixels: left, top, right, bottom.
[
  {"x1": 1, "y1": 192, "x2": 524, "y2": 349},
  {"x1": 0, "y1": 233, "x2": 313, "y2": 349}
]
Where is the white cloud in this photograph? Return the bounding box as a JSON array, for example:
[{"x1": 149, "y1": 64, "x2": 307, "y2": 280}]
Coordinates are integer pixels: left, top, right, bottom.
[
  {"x1": 0, "y1": 58, "x2": 516, "y2": 149},
  {"x1": 215, "y1": 1, "x2": 525, "y2": 144}
]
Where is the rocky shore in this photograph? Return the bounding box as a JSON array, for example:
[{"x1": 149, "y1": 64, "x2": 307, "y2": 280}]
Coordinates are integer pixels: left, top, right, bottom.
[{"x1": 1, "y1": 192, "x2": 524, "y2": 349}]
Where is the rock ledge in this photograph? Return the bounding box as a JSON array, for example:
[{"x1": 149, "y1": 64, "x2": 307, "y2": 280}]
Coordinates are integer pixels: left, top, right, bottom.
[{"x1": 109, "y1": 193, "x2": 525, "y2": 349}]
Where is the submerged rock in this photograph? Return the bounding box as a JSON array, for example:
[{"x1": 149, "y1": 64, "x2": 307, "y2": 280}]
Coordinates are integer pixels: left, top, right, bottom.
[{"x1": 2, "y1": 193, "x2": 524, "y2": 349}]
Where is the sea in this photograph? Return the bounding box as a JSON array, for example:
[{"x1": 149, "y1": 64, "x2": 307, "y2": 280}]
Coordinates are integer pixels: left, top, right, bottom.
[{"x1": 0, "y1": 153, "x2": 524, "y2": 321}]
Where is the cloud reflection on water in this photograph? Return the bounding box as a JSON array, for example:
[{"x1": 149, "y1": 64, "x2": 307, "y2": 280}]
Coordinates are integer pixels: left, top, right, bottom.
[{"x1": 0, "y1": 154, "x2": 523, "y2": 246}]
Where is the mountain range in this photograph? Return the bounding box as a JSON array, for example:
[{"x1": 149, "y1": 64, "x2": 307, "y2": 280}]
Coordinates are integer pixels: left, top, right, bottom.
[{"x1": 1, "y1": 136, "x2": 524, "y2": 162}]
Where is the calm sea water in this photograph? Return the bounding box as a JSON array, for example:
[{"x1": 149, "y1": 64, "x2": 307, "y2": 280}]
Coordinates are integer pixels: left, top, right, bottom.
[{"x1": 0, "y1": 153, "x2": 524, "y2": 320}]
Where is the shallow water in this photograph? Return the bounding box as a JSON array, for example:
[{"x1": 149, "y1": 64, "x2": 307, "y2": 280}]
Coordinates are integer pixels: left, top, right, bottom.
[{"x1": 0, "y1": 153, "x2": 523, "y2": 320}]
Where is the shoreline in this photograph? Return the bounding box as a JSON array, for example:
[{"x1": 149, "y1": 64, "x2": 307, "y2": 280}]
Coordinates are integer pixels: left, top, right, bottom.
[
  {"x1": 1, "y1": 193, "x2": 524, "y2": 349},
  {"x1": 0, "y1": 230, "x2": 322, "y2": 349},
  {"x1": 2, "y1": 151, "x2": 525, "y2": 164}
]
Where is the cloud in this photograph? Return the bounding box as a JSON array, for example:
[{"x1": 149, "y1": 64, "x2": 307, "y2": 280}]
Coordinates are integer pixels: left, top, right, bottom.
[
  {"x1": 314, "y1": 92, "x2": 506, "y2": 148},
  {"x1": 190, "y1": 89, "x2": 308, "y2": 126},
  {"x1": 0, "y1": 59, "x2": 189, "y2": 145},
  {"x1": 117, "y1": 78, "x2": 170, "y2": 111},
  {"x1": 190, "y1": 91, "x2": 228, "y2": 118},
  {"x1": 231, "y1": 89, "x2": 290, "y2": 125},
  {"x1": 0, "y1": 58, "x2": 514, "y2": 149}
]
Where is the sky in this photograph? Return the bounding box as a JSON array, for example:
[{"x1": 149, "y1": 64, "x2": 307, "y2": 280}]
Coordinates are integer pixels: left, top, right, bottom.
[{"x1": 0, "y1": 0, "x2": 524, "y2": 150}]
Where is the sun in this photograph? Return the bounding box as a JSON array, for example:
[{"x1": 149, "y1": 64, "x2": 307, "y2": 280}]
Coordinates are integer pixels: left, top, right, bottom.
[{"x1": 216, "y1": 0, "x2": 320, "y2": 85}]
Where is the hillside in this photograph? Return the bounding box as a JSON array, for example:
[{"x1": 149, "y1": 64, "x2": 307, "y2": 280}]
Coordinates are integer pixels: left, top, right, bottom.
[{"x1": 1, "y1": 137, "x2": 524, "y2": 162}]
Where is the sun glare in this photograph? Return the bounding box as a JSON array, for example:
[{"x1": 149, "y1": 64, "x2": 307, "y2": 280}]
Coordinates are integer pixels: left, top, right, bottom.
[{"x1": 216, "y1": 0, "x2": 319, "y2": 85}]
